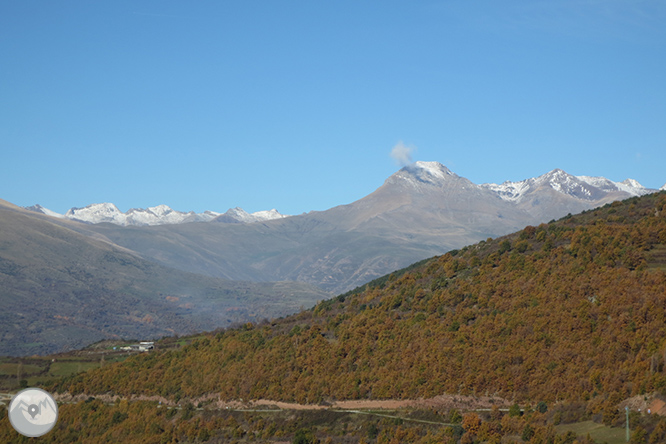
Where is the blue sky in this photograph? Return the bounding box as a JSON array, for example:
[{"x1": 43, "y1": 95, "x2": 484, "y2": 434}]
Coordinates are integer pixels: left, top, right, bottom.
[{"x1": 2, "y1": 1, "x2": 665, "y2": 215}]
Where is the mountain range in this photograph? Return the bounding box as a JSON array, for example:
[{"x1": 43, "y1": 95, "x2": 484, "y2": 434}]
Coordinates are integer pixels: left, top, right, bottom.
[
  {"x1": 48, "y1": 162, "x2": 661, "y2": 294},
  {"x1": 26, "y1": 162, "x2": 660, "y2": 227},
  {"x1": 26, "y1": 203, "x2": 288, "y2": 226}
]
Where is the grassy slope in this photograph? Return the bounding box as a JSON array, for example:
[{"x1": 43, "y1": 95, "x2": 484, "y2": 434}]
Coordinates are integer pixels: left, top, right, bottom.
[{"x1": 555, "y1": 421, "x2": 626, "y2": 444}]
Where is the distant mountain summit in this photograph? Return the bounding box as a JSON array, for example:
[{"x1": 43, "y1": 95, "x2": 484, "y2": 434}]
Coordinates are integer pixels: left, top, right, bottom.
[
  {"x1": 213, "y1": 207, "x2": 287, "y2": 224},
  {"x1": 24, "y1": 204, "x2": 65, "y2": 219},
  {"x1": 387, "y1": 161, "x2": 460, "y2": 186},
  {"x1": 25, "y1": 203, "x2": 288, "y2": 226}
]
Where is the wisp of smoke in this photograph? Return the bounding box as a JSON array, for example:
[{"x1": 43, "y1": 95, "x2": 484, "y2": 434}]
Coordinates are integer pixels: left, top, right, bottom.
[{"x1": 390, "y1": 141, "x2": 416, "y2": 166}]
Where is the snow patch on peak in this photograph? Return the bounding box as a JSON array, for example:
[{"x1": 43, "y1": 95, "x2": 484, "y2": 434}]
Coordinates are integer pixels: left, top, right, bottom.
[
  {"x1": 219, "y1": 207, "x2": 287, "y2": 224},
  {"x1": 251, "y1": 209, "x2": 287, "y2": 221},
  {"x1": 66, "y1": 203, "x2": 125, "y2": 224},
  {"x1": 412, "y1": 161, "x2": 455, "y2": 179},
  {"x1": 147, "y1": 204, "x2": 175, "y2": 216},
  {"x1": 388, "y1": 161, "x2": 459, "y2": 189},
  {"x1": 226, "y1": 207, "x2": 251, "y2": 220},
  {"x1": 661, "y1": 184, "x2": 666, "y2": 191},
  {"x1": 540, "y1": 168, "x2": 573, "y2": 182},
  {"x1": 481, "y1": 180, "x2": 530, "y2": 202},
  {"x1": 483, "y1": 169, "x2": 597, "y2": 202},
  {"x1": 24, "y1": 204, "x2": 65, "y2": 218},
  {"x1": 620, "y1": 178, "x2": 643, "y2": 189},
  {"x1": 577, "y1": 176, "x2": 651, "y2": 197}
]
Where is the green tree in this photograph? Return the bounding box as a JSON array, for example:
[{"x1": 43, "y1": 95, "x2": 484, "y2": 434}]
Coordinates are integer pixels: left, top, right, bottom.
[
  {"x1": 293, "y1": 428, "x2": 319, "y2": 444},
  {"x1": 449, "y1": 408, "x2": 463, "y2": 423},
  {"x1": 509, "y1": 403, "x2": 521, "y2": 417}
]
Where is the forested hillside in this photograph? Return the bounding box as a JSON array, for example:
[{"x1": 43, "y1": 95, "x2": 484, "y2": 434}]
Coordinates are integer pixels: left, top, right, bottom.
[{"x1": 52, "y1": 192, "x2": 666, "y2": 416}]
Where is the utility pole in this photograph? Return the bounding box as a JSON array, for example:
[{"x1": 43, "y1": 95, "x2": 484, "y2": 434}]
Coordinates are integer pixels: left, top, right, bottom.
[{"x1": 625, "y1": 406, "x2": 630, "y2": 442}]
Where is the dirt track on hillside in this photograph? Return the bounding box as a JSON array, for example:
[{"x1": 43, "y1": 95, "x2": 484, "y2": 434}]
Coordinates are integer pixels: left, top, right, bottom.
[
  {"x1": 217, "y1": 394, "x2": 510, "y2": 411},
  {"x1": 54, "y1": 392, "x2": 510, "y2": 412}
]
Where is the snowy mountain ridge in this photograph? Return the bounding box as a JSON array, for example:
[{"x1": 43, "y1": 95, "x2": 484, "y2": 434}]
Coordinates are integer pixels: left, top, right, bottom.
[
  {"x1": 26, "y1": 203, "x2": 287, "y2": 226},
  {"x1": 480, "y1": 168, "x2": 654, "y2": 202}
]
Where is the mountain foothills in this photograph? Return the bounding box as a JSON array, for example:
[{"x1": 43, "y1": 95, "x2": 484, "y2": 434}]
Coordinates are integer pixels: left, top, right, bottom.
[
  {"x1": 54, "y1": 192, "x2": 666, "y2": 403},
  {"x1": 35, "y1": 191, "x2": 666, "y2": 443},
  {"x1": 0, "y1": 200, "x2": 329, "y2": 356},
  {"x1": 35, "y1": 163, "x2": 661, "y2": 295}
]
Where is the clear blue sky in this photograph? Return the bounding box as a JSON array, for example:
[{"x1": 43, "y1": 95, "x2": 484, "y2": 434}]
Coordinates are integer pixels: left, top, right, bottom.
[{"x1": 2, "y1": 1, "x2": 665, "y2": 215}]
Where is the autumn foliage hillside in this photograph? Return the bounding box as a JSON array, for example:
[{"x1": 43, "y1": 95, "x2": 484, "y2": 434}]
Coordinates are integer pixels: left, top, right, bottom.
[{"x1": 53, "y1": 193, "x2": 666, "y2": 410}]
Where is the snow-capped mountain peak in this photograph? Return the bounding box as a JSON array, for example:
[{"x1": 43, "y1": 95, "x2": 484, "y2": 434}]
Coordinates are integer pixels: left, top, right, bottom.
[
  {"x1": 145, "y1": 204, "x2": 175, "y2": 217},
  {"x1": 388, "y1": 161, "x2": 460, "y2": 188},
  {"x1": 250, "y1": 209, "x2": 286, "y2": 221},
  {"x1": 66, "y1": 203, "x2": 124, "y2": 223},
  {"x1": 540, "y1": 169, "x2": 597, "y2": 197},
  {"x1": 576, "y1": 175, "x2": 651, "y2": 197},
  {"x1": 412, "y1": 161, "x2": 456, "y2": 179},
  {"x1": 214, "y1": 207, "x2": 287, "y2": 224},
  {"x1": 620, "y1": 178, "x2": 643, "y2": 189}
]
